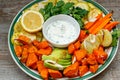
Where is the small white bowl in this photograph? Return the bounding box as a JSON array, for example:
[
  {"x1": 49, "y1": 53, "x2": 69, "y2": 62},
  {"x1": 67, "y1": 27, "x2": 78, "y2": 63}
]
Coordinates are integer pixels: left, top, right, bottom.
[{"x1": 42, "y1": 14, "x2": 80, "y2": 48}]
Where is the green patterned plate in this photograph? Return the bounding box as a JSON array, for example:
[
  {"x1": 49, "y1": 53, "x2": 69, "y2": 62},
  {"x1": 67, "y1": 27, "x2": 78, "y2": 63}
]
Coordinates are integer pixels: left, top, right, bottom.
[{"x1": 8, "y1": 0, "x2": 119, "y2": 80}]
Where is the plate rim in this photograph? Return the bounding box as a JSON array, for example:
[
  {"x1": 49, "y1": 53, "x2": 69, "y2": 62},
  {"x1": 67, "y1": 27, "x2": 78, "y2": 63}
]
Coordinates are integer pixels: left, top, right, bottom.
[{"x1": 8, "y1": 0, "x2": 119, "y2": 80}]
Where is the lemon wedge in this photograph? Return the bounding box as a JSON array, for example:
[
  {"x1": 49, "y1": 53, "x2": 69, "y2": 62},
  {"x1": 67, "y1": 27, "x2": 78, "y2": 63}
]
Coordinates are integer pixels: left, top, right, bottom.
[{"x1": 21, "y1": 10, "x2": 44, "y2": 33}]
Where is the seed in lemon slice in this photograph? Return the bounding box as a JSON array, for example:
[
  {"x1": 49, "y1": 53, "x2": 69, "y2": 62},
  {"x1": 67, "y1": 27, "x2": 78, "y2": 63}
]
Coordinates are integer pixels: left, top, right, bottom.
[{"x1": 21, "y1": 10, "x2": 44, "y2": 33}]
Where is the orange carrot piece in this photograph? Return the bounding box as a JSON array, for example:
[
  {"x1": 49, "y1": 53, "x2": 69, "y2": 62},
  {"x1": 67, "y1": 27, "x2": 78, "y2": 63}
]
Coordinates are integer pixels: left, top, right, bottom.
[
  {"x1": 48, "y1": 69, "x2": 62, "y2": 78},
  {"x1": 26, "y1": 53, "x2": 38, "y2": 67},
  {"x1": 87, "y1": 54, "x2": 97, "y2": 65},
  {"x1": 74, "y1": 41, "x2": 81, "y2": 50},
  {"x1": 104, "y1": 21, "x2": 119, "y2": 31},
  {"x1": 20, "y1": 47, "x2": 28, "y2": 63},
  {"x1": 79, "y1": 65, "x2": 89, "y2": 77},
  {"x1": 17, "y1": 35, "x2": 31, "y2": 44},
  {"x1": 14, "y1": 45, "x2": 23, "y2": 57},
  {"x1": 63, "y1": 62, "x2": 79, "y2": 77},
  {"x1": 89, "y1": 12, "x2": 113, "y2": 34},
  {"x1": 91, "y1": 18, "x2": 111, "y2": 34},
  {"x1": 68, "y1": 44, "x2": 75, "y2": 54},
  {"x1": 37, "y1": 61, "x2": 46, "y2": 74},
  {"x1": 85, "y1": 13, "x2": 102, "y2": 29},
  {"x1": 85, "y1": 22, "x2": 94, "y2": 29},
  {"x1": 37, "y1": 46, "x2": 52, "y2": 55},
  {"x1": 89, "y1": 64, "x2": 99, "y2": 73},
  {"x1": 40, "y1": 68, "x2": 49, "y2": 79},
  {"x1": 74, "y1": 49, "x2": 87, "y2": 61}
]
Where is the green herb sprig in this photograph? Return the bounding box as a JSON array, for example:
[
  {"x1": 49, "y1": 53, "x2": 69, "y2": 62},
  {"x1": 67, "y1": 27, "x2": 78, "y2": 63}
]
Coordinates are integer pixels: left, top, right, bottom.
[{"x1": 39, "y1": 0, "x2": 89, "y2": 29}]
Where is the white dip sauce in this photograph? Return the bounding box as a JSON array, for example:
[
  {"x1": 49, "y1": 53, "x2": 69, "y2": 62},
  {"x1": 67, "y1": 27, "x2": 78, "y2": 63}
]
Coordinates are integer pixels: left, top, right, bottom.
[{"x1": 46, "y1": 20, "x2": 77, "y2": 44}]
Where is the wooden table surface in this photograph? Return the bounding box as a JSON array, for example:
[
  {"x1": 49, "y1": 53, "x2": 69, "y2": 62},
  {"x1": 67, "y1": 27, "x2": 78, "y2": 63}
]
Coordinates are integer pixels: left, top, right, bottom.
[{"x1": 0, "y1": 0, "x2": 120, "y2": 80}]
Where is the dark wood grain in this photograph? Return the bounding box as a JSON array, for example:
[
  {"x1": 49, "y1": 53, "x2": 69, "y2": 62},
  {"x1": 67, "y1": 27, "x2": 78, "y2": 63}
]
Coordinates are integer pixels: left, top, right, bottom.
[{"x1": 0, "y1": 0, "x2": 120, "y2": 80}]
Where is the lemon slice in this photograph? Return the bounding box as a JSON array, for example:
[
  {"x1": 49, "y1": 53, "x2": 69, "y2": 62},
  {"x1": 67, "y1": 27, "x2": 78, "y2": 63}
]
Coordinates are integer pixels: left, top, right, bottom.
[
  {"x1": 21, "y1": 10, "x2": 44, "y2": 33},
  {"x1": 75, "y1": 2, "x2": 90, "y2": 11}
]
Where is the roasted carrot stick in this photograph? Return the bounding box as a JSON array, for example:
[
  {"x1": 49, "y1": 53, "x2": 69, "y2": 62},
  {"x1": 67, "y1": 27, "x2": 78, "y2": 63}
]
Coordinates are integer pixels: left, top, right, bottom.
[
  {"x1": 91, "y1": 18, "x2": 111, "y2": 34},
  {"x1": 14, "y1": 45, "x2": 23, "y2": 57},
  {"x1": 48, "y1": 69, "x2": 62, "y2": 78},
  {"x1": 104, "y1": 21, "x2": 119, "y2": 31},
  {"x1": 89, "y1": 12, "x2": 113, "y2": 34},
  {"x1": 85, "y1": 13, "x2": 102, "y2": 29}
]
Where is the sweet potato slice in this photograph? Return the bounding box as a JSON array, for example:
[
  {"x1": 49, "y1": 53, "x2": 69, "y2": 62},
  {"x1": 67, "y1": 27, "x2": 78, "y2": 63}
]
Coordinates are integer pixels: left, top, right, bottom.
[
  {"x1": 68, "y1": 44, "x2": 75, "y2": 54},
  {"x1": 20, "y1": 47, "x2": 28, "y2": 63},
  {"x1": 87, "y1": 54, "x2": 97, "y2": 65},
  {"x1": 74, "y1": 49, "x2": 87, "y2": 61},
  {"x1": 48, "y1": 69, "x2": 62, "y2": 78},
  {"x1": 40, "y1": 68, "x2": 49, "y2": 79},
  {"x1": 63, "y1": 62, "x2": 79, "y2": 77},
  {"x1": 37, "y1": 61, "x2": 46, "y2": 74},
  {"x1": 74, "y1": 41, "x2": 81, "y2": 50},
  {"x1": 89, "y1": 64, "x2": 99, "y2": 73},
  {"x1": 79, "y1": 65, "x2": 89, "y2": 77},
  {"x1": 26, "y1": 53, "x2": 38, "y2": 67},
  {"x1": 37, "y1": 47, "x2": 52, "y2": 55},
  {"x1": 14, "y1": 45, "x2": 23, "y2": 57}
]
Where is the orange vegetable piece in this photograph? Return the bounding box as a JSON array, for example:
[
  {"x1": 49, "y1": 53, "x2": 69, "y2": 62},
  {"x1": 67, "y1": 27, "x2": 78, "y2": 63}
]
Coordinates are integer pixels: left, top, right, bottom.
[
  {"x1": 48, "y1": 69, "x2": 62, "y2": 78},
  {"x1": 17, "y1": 35, "x2": 31, "y2": 44},
  {"x1": 37, "y1": 46, "x2": 52, "y2": 55},
  {"x1": 78, "y1": 30, "x2": 87, "y2": 42},
  {"x1": 85, "y1": 13, "x2": 102, "y2": 29},
  {"x1": 26, "y1": 53, "x2": 38, "y2": 67},
  {"x1": 74, "y1": 49, "x2": 87, "y2": 61},
  {"x1": 104, "y1": 21, "x2": 119, "y2": 31},
  {"x1": 89, "y1": 64, "x2": 99, "y2": 73},
  {"x1": 37, "y1": 61, "x2": 46, "y2": 74},
  {"x1": 93, "y1": 49, "x2": 108, "y2": 64},
  {"x1": 63, "y1": 62, "x2": 79, "y2": 77},
  {"x1": 68, "y1": 44, "x2": 75, "y2": 54},
  {"x1": 79, "y1": 65, "x2": 88, "y2": 77},
  {"x1": 38, "y1": 41, "x2": 49, "y2": 49},
  {"x1": 28, "y1": 46, "x2": 38, "y2": 54},
  {"x1": 87, "y1": 54, "x2": 97, "y2": 65},
  {"x1": 89, "y1": 12, "x2": 113, "y2": 34},
  {"x1": 74, "y1": 41, "x2": 81, "y2": 50},
  {"x1": 40, "y1": 68, "x2": 49, "y2": 79},
  {"x1": 14, "y1": 45, "x2": 22, "y2": 57},
  {"x1": 20, "y1": 47, "x2": 28, "y2": 63},
  {"x1": 32, "y1": 40, "x2": 40, "y2": 49},
  {"x1": 91, "y1": 18, "x2": 111, "y2": 34},
  {"x1": 81, "y1": 58, "x2": 88, "y2": 66},
  {"x1": 30, "y1": 63, "x2": 37, "y2": 70}
]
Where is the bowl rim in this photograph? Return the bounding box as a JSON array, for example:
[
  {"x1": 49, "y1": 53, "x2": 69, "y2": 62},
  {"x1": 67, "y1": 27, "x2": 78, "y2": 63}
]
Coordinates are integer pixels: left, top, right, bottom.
[
  {"x1": 42, "y1": 14, "x2": 80, "y2": 48},
  {"x1": 8, "y1": 0, "x2": 119, "y2": 80}
]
